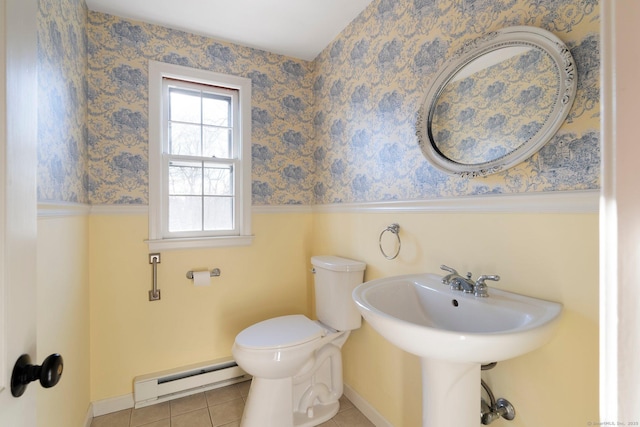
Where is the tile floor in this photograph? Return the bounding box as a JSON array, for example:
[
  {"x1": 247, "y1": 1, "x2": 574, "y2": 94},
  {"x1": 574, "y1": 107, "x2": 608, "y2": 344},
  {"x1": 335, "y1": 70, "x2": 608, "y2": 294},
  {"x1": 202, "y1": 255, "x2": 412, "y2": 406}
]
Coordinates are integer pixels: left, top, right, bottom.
[{"x1": 90, "y1": 380, "x2": 375, "y2": 427}]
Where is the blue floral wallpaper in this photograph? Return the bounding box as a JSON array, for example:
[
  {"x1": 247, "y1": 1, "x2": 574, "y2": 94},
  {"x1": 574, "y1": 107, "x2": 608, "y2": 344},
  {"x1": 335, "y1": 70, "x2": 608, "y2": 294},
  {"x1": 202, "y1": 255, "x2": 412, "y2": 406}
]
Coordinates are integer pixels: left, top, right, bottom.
[
  {"x1": 37, "y1": 0, "x2": 89, "y2": 203},
  {"x1": 313, "y1": 0, "x2": 600, "y2": 203},
  {"x1": 37, "y1": 0, "x2": 600, "y2": 206},
  {"x1": 86, "y1": 12, "x2": 315, "y2": 205}
]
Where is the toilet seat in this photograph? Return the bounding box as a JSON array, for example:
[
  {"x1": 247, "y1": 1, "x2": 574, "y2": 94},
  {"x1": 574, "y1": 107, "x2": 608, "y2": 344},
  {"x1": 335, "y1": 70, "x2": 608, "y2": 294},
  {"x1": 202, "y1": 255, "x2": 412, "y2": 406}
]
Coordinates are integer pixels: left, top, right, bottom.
[{"x1": 235, "y1": 315, "x2": 325, "y2": 350}]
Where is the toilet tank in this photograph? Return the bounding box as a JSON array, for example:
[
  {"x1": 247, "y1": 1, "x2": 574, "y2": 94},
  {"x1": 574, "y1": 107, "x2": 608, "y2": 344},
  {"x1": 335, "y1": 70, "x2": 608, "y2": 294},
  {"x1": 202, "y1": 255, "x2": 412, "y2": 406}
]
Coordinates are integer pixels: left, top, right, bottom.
[{"x1": 311, "y1": 256, "x2": 366, "y2": 331}]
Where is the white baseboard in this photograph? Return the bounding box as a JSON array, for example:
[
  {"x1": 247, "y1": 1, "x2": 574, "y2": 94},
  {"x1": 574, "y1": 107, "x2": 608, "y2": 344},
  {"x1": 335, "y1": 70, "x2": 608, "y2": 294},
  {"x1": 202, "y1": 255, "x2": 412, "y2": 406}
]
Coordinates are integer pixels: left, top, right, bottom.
[
  {"x1": 344, "y1": 383, "x2": 393, "y2": 427},
  {"x1": 91, "y1": 393, "x2": 134, "y2": 417},
  {"x1": 83, "y1": 404, "x2": 93, "y2": 427}
]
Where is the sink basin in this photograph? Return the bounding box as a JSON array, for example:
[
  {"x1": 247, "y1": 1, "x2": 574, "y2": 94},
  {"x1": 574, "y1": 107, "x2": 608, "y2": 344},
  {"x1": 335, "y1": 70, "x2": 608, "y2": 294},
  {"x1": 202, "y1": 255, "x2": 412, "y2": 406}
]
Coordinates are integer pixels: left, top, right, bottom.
[
  {"x1": 352, "y1": 273, "x2": 562, "y2": 363},
  {"x1": 352, "y1": 273, "x2": 562, "y2": 426}
]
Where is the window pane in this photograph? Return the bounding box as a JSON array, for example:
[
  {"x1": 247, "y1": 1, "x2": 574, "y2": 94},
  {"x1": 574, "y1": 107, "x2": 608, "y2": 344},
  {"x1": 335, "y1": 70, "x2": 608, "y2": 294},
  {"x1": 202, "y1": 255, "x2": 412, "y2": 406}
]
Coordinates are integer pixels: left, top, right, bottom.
[
  {"x1": 169, "y1": 123, "x2": 201, "y2": 156},
  {"x1": 157, "y1": 72, "x2": 247, "y2": 241},
  {"x1": 204, "y1": 196, "x2": 233, "y2": 230},
  {"x1": 169, "y1": 88, "x2": 201, "y2": 123},
  {"x1": 204, "y1": 164, "x2": 233, "y2": 195},
  {"x1": 203, "y1": 127, "x2": 232, "y2": 158},
  {"x1": 169, "y1": 196, "x2": 202, "y2": 232},
  {"x1": 169, "y1": 161, "x2": 202, "y2": 195},
  {"x1": 203, "y1": 95, "x2": 230, "y2": 126}
]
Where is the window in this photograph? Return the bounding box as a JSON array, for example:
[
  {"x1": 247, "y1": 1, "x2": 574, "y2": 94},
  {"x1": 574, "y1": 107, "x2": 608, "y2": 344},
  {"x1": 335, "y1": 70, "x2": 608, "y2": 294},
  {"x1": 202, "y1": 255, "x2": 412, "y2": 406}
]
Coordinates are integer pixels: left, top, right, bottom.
[{"x1": 148, "y1": 61, "x2": 252, "y2": 250}]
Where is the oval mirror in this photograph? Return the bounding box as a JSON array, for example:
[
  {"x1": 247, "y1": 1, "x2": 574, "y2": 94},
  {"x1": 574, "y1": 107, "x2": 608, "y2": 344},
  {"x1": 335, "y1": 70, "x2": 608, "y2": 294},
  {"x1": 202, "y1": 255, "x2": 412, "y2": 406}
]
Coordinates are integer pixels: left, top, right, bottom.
[{"x1": 416, "y1": 26, "x2": 577, "y2": 177}]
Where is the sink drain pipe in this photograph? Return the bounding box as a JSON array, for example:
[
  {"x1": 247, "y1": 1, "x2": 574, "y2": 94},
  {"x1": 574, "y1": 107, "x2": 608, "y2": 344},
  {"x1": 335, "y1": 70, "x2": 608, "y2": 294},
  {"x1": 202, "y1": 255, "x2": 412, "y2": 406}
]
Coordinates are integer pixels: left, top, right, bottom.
[{"x1": 480, "y1": 363, "x2": 516, "y2": 424}]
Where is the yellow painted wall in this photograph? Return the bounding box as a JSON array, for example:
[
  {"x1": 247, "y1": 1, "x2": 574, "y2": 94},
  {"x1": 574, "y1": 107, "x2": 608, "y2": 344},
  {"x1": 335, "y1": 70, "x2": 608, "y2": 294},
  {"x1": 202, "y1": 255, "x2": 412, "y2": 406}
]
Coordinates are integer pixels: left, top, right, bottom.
[
  {"x1": 87, "y1": 208, "x2": 599, "y2": 426},
  {"x1": 89, "y1": 211, "x2": 314, "y2": 400},
  {"x1": 312, "y1": 211, "x2": 599, "y2": 426},
  {"x1": 37, "y1": 215, "x2": 91, "y2": 427}
]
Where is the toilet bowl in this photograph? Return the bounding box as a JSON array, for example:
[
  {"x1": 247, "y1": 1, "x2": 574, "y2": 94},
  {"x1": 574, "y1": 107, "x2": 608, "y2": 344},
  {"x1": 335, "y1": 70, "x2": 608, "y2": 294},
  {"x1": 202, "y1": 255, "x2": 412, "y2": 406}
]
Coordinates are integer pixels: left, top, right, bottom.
[{"x1": 232, "y1": 256, "x2": 366, "y2": 427}]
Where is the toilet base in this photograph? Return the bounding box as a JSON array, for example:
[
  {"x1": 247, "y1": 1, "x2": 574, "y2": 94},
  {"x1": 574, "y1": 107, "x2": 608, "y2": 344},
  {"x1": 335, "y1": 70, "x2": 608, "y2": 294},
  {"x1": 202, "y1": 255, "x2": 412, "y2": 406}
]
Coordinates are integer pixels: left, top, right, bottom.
[
  {"x1": 240, "y1": 376, "x2": 340, "y2": 427},
  {"x1": 241, "y1": 377, "x2": 293, "y2": 427},
  {"x1": 293, "y1": 401, "x2": 339, "y2": 427}
]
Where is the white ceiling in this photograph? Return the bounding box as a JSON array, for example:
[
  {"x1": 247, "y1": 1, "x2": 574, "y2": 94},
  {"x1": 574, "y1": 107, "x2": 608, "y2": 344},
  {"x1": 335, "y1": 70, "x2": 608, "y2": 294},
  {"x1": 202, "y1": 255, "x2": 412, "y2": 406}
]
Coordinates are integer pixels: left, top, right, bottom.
[{"x1": 85, "y1": 0, "x2": 373, "y2": 61}]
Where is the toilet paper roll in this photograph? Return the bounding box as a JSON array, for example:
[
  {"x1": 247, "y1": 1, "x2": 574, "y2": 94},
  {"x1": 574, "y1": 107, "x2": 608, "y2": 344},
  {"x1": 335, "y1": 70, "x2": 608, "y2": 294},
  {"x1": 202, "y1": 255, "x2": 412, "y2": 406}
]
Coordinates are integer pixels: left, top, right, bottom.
[{"x1": 192, "y1": 271, "x2": 211, "y2": 287}]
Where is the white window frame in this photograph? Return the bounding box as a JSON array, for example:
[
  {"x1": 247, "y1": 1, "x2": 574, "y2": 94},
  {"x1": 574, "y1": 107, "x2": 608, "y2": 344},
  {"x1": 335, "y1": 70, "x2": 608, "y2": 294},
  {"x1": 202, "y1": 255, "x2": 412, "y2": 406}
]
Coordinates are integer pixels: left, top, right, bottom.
[{"x1": 147, "y1": 61, "x2": 253, "y2": 250}]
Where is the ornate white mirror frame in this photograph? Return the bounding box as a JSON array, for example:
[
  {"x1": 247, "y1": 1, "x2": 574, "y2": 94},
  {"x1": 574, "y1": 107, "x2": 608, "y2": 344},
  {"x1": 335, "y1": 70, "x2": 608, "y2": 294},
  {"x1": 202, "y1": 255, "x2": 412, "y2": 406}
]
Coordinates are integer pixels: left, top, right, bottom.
[{"x1": 416, "y1": 26, "x2": 577, "y2": 177}]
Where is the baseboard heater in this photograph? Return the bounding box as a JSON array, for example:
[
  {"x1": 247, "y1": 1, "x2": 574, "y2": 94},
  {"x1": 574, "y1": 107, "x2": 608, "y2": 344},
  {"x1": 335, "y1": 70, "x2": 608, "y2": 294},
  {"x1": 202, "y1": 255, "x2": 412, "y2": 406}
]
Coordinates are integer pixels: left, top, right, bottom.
[{"x1": 133, "y1": 357, "x2": 251, "y2": 408}]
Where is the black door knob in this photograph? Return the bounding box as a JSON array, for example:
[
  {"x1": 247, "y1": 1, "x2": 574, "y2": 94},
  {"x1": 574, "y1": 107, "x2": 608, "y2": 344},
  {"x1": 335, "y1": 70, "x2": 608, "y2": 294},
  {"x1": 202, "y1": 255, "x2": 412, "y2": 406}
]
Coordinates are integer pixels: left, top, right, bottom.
[{"x1": 11, "y1": 353, "x2": 63, "y2": 397}]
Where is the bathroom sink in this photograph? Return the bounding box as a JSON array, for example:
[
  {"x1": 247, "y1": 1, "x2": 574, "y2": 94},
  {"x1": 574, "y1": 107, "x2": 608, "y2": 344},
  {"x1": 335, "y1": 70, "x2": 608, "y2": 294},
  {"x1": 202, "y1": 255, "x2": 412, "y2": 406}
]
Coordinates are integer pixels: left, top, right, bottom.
[
  {"x1": 353, "y1": 273, "x2": 563, "y2": 426},
  {"x1": 352, "y1": 273, "x2": 563, "y2": 364}
]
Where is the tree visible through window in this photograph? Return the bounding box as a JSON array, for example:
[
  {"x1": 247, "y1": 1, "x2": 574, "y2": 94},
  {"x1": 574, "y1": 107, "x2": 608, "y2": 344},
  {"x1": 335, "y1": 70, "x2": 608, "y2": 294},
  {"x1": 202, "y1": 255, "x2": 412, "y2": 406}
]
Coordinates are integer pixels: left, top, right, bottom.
[{"x1": 166, "y1": 82, "x2": 236, "y2": 233}]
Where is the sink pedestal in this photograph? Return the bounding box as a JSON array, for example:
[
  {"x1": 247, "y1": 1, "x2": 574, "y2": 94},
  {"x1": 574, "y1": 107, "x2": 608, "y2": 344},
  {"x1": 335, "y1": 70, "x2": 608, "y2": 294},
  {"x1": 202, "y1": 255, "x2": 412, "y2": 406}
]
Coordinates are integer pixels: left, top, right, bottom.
[{"x1": 421, "y1": 359, "x2": 480, "y2": 427}]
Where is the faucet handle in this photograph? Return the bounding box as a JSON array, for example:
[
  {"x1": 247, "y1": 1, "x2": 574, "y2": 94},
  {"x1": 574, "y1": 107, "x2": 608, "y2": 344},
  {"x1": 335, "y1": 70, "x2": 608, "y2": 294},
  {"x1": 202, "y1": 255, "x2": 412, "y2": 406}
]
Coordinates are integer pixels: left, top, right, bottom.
[
  {"x1": 474, "y1": 275, "x2": 500, "y2": 297},
  {"x1": 440, "y1": 264, "x2": 458, "y2": 274},
  {"x1": 440, "y1": 265, "x2": 458, "y2": 285},
  {"x1": 476, "y1": 275, "x2": 500, "y2": 284}
]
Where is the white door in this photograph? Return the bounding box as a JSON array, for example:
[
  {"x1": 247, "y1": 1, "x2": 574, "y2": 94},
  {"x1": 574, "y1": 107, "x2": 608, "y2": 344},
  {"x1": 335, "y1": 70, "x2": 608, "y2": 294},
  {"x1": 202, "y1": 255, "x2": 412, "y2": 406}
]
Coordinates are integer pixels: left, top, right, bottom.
[{"x1": 0, "y1": 0, "x2": 39, "y2": 425}]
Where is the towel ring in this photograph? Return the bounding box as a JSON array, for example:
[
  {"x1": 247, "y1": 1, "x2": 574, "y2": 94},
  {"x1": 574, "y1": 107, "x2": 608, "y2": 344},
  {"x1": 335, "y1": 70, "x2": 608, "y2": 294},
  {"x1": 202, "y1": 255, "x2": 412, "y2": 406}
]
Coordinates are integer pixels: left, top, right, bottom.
[{"x1": 379, "y1": 223, "x2": 401, "y2": 260}]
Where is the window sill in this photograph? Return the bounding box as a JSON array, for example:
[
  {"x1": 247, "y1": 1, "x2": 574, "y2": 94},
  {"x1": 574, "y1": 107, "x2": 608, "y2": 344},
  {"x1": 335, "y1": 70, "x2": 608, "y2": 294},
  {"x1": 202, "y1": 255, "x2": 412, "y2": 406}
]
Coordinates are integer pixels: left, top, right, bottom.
[{"x1": 145, "y1": 235, "x2": 254, "y2": 251}]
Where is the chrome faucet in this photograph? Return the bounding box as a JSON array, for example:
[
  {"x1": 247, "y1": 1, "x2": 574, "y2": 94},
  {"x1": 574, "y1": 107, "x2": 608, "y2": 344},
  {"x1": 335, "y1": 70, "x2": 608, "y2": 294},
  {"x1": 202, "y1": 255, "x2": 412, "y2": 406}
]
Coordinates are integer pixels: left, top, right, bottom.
[
  {"x1": 440, "y1": 265, "x2": 475, "y2": 292},
  {"x1": 440, "y1": 265, "x2": 500, "y2": 297}
]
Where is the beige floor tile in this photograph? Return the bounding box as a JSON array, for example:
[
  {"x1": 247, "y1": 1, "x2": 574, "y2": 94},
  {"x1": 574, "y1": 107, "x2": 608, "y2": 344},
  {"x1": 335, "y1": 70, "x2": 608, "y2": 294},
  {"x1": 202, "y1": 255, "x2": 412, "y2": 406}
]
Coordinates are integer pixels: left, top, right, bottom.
[
  {"x1": 333, "y1": 408, "x2": 375, "y2": 427},
  {"x1": 236, "y1": 380, "x2": 251, "y2": 398},
  {"x1": 205, "y1": 384, "x2": 242, "y2": 406},
  {"x1": 337, "y1": 395, "x2": 354, "y2": 412},
  {"x1": 136, "y1": 419, "x2": 170, "y2": 427},
  {"x1": 317, "y1": 420, "x2": 339, "y2": 427},
  {"x1": 90, "y1": 409, "x2": 131, "y2": 427},
  {"x1": 130, "y1": 402, "x2": 170, "y2": 426},
  {"x1": 90, "y1": 381, "x2": 377, "y2": 427},
  {"x1": 171, "y1": 407, "x2": 213, "y2": 427},
  {"x1": 170, "y1": 392, "x2": 207, "y2": 416},
  {"x1": 208, "y1": 398, "x2": 245, "y2": 427}
]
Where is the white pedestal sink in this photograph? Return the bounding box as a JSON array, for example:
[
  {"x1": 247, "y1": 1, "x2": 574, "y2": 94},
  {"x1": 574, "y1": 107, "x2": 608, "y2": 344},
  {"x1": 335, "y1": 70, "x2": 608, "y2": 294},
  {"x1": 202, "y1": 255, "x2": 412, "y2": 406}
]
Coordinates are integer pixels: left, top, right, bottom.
[{"x1": 352, "y1": 273, "x2": 562, "y2": 426}]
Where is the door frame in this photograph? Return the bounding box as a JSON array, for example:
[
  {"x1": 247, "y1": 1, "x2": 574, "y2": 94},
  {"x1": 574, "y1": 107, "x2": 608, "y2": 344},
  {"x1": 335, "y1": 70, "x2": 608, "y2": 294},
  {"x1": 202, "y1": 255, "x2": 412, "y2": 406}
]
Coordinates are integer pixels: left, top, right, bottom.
[{"x1": 600, "y1": 0, "x2": 640, "y2": 420}]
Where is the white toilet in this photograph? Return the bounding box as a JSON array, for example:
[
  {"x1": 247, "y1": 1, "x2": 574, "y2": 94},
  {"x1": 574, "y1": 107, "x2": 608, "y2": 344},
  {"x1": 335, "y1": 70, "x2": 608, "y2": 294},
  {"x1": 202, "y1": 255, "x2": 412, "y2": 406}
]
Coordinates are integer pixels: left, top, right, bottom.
[{"x1": 232, "y1": 255, "x2": 366, "y2": 427}]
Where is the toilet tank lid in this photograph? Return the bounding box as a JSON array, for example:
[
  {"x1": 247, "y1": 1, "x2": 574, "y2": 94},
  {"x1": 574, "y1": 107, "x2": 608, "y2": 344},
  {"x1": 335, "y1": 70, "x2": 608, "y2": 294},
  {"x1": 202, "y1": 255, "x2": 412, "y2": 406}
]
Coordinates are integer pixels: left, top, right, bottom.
[
  {"x1": 311, "y1": 256, "x2": 366, "y2": 272},
  {"x1": 235, "y1": 315, "x2": 324, "y2": 350}
]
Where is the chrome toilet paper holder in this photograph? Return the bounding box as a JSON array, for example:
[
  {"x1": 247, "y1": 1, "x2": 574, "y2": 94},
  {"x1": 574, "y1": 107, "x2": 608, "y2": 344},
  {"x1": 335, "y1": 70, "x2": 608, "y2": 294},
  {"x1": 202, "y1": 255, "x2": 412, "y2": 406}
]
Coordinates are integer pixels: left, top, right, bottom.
[{"x1": 186, "y1": 268, "x2": 221, "y2": 279}]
